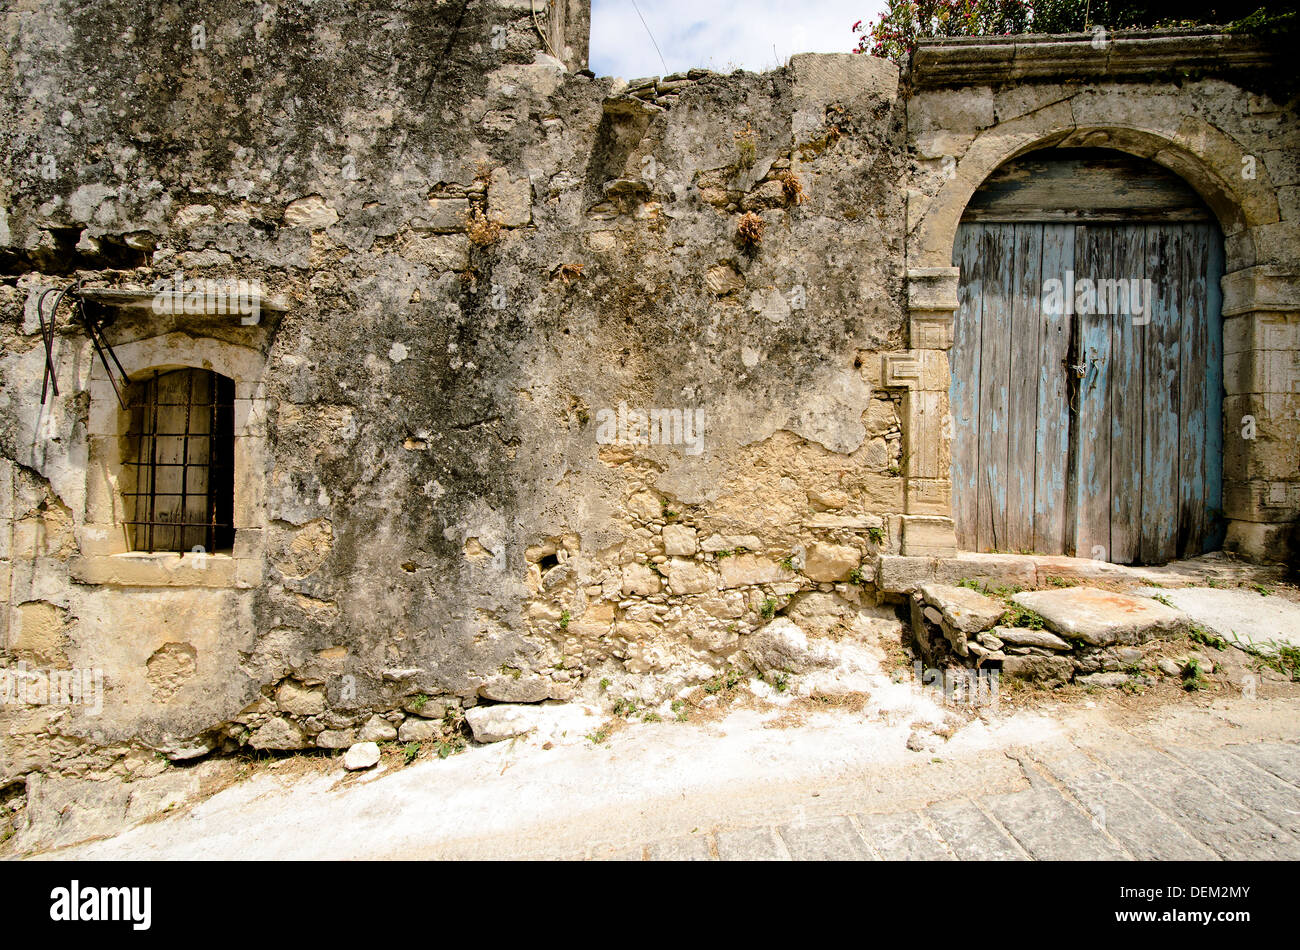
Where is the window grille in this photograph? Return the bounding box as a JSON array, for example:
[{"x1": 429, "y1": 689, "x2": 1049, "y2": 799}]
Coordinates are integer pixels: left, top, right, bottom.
[{"x1": 122, "y1": 368, "x2": 235, "y2": 553}]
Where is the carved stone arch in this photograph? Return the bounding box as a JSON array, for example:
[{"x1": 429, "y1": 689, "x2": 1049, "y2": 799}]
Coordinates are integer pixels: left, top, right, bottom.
[{"x1": 914, "y1": 114, "x2": 1280, "y2": 274}]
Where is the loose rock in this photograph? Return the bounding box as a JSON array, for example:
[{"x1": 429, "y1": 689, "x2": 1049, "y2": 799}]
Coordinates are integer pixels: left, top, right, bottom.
[
  {"x1": 343, "y1": 742, "x2": 381, "y2": 770},
  {"x1": 743, "y1": 618, "x2": 834, "y2": 675},
  {"x1": 993, "y1": 625, "x2": 1072, "y2": 651}
]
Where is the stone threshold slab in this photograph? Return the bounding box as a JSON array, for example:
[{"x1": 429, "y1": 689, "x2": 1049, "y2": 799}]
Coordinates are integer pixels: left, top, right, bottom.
[{"x1": 876, "y1": 551, "x2": 1287, "y2": 596}]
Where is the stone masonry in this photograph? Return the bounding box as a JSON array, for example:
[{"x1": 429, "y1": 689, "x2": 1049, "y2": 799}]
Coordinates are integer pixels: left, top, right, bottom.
[{"x1": 0, "y1": 4, "x2": 1296, "y2": 783}]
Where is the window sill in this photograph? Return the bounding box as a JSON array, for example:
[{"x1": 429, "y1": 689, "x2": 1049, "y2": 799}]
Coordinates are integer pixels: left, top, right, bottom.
[{"x1": 70, "y1": 552, "x2": 259, "y2": 589}]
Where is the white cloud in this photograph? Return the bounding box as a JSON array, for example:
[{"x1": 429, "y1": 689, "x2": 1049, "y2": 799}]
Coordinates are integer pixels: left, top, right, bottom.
[{"x1": 589, "y1": 0, "x2": 889, "y2": 79}]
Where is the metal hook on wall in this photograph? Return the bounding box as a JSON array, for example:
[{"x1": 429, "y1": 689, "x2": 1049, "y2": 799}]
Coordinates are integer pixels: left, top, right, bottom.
[{"x1": 33, "y1": 280, "x2": 131, "y2": 413}]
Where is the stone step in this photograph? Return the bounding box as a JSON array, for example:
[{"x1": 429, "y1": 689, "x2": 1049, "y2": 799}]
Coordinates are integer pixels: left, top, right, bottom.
[
  {"x1": 911, "y1": 582, "x2": 1007, "y2": 660},
  {"x1": 1010, "y1": 587, "x2": 1185, "y2": 646},
  {"x1": 1131, "y1": 586, "x2": 1300, "y2": 655},
  {"x1": 918, "y1": 583, "x2": 1006, "y2": 634}
]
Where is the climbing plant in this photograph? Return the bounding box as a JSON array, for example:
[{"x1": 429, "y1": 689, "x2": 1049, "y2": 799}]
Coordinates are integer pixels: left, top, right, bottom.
[{"x1": 852, "y1": 0, "x2": 1297, "y2": 63}]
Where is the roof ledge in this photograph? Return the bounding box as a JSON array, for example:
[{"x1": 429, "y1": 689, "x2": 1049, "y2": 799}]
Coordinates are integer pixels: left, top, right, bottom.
[{"x1": 910, "y1": 29, "x2": 1276, "y2": 87}]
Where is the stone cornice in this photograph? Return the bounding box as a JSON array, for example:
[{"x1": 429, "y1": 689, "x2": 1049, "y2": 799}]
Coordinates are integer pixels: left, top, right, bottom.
[{"x1": 910, "y1": 30, "x2": 1276, "y2": 88}]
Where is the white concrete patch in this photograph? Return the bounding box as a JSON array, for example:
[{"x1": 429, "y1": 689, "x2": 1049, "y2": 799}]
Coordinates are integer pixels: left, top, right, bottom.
[
  {"x1": 49, "y1": 688, "x2": 1065, "y2": 861},
  {"x1": 1133, "y1": 586, "x2": 1300, "y2": 654},
  {"x1": 40, "y1": 618, "x2": 1077, "y2": 862}
]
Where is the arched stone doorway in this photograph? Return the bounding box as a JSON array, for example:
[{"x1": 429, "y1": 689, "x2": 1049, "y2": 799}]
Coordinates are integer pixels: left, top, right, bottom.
[
  {"x1": 949, "y1": 148, "x2": 1225, "y2": 564},
  {"x1": 892, "y1": 50, "x2": 1298, "y2": 565}
]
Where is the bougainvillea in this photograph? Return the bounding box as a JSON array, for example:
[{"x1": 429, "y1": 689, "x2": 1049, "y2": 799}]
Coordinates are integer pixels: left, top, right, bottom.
[{"x1": 852, "y1": 0, "x2": 1033, "y2": 62}]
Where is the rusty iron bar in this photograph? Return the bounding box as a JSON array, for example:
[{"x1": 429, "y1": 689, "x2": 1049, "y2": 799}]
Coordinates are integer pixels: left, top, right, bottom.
[
  {"x1": 35, "y1": 286, "x2": 68, "y2": 401},
  {"x1": 125, "y1": 368, "x2": 234, "y2": 552}
]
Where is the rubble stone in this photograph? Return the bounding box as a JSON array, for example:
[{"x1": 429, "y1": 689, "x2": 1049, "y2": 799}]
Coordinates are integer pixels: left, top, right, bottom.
[
  {"x1": 343, "y1": 742, "x2": 381, "y2": 770},
  {"x1": 743, "y1": 618, "x2": 834, "y2": 675},
  {"x1": 1001, "y1": 655, "x2": 1073, "y2": 688}
]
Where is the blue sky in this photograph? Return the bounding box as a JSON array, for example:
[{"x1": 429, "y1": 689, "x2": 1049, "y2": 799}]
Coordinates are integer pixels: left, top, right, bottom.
[{"x1": 589, "y1": 0, "x2": 889, "y2": 78}]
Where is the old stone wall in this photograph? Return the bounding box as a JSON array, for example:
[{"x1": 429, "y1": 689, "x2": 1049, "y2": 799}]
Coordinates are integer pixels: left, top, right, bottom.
[
  {"x1": 0, "y1": 0, "x2": 911, "y2": 780},
  {"x1": 0, "y1": 5, "x2": 1295, "y2": 783}
]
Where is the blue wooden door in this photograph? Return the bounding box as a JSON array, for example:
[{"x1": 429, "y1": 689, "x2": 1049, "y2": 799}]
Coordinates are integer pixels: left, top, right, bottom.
[{"x1": 950, "y1": 221, "x2": 1224, "y2": 564}]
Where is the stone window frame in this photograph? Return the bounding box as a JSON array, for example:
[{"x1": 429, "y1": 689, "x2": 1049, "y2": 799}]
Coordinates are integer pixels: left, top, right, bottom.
[{"x1": 72, "y1": 332, "x2": 267, "y2": 589}]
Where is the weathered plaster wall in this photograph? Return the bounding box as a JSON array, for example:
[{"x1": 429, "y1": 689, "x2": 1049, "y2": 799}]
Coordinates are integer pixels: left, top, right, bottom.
[{"x1": 0, "y1": 0, "x2": 912, "y2": 779}]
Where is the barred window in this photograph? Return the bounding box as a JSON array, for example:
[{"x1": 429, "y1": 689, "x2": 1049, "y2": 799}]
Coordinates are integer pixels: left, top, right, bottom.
[{"x1": 123, "y1": 368, "x2": 235, "y2": 553}]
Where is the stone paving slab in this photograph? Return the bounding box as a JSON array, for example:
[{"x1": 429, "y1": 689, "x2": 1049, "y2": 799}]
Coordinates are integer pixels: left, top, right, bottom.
[
  {"x1": 1229, "y1": 741, "x2": 1300, "y2": 787},
  {"x1": 778, "y1": 816, "x2": 874, "y2": 861},
  {"x1": 924, "y1": 799, "x2": 1028, "y2": 860},
  {"x1": 646, "y1": 834, "x2": 712, "y2": 861},
  {"x1": 593, "y1": 845, "x2": 645, "y2": 861},
  {"x1": 982, "y1": 787, "x2": 1130, "y2": 859},
  {"x1": 1034, "y1": 749, "x2": 1216, "y2": 860},
  {"x1": 624, "y1": 738, "x2": 1300, "y2": 861},
  {"x1": 1132, "y1": 587, "x2": 1300, "y2": 654},
  {"x1": 715, "y1": 827, "x2": 788, "y2": 861},
  {"x1": 1161, "y1": 746, "x2": 1300, "y2": 838},
  {"x1": 1088, "y1": 744, "x2": 1300, "y2": 860},
  {"x1": 857, "y1": 809, "x2": 953, "y2": 860},
  {"x1": 1011, "y1": 587, "x2": 1185, "y2": 646}
]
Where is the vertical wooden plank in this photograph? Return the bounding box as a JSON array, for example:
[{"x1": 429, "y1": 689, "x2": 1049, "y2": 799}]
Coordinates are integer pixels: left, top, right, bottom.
[
  {"x1": 1109, "y1": 225, "x2": 1146, "y2": 564},
  {"x1": 1034, "y1": 224, "x2": 1073, "y2": 555},
  {"x1": 1073, "y1": 225, "x2": 1114, "y2": 561},
  {"x1": 1178, "y1": 223, "x2": 1209, "y2": 557},
  {"x1": 1204, "y1": 225, "x2": 1226, "y2": 552},
  {"x1": 975, "y1": 224, "x2": 1014, "y2": 552},
  {"x1": 1006, "y1": 223, "x2": 1043, "y2": 553},
  {"x1": 950, "y1": 223, "x2": 984, "y2": 551},
  {"x1": 1141, "y1": 225, "x2": 1183, "y2": 564}
]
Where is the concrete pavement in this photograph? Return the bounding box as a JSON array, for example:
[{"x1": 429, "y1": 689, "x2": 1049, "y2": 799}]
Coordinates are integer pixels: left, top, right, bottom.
[
  {"x1": 601, "y1": 736, "x2": 1300, "y2": 861},
  {"x1": 30, "y1": 694, "x2": 1298, "y2": 861}
]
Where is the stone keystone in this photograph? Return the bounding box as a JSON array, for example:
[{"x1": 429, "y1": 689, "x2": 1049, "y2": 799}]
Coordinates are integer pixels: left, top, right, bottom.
[{"x1": 1011, "y1": 588, "x2": 1185, "y2": 647}]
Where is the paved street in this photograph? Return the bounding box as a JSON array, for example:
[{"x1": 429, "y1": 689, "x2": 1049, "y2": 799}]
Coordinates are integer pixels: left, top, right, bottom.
[
  {"x1": 593, "y1": 737, "x2": 1300, "y2": 861},
  {"x1": 25, "y1": 696, "x2": 1300, "y2": 862}
]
